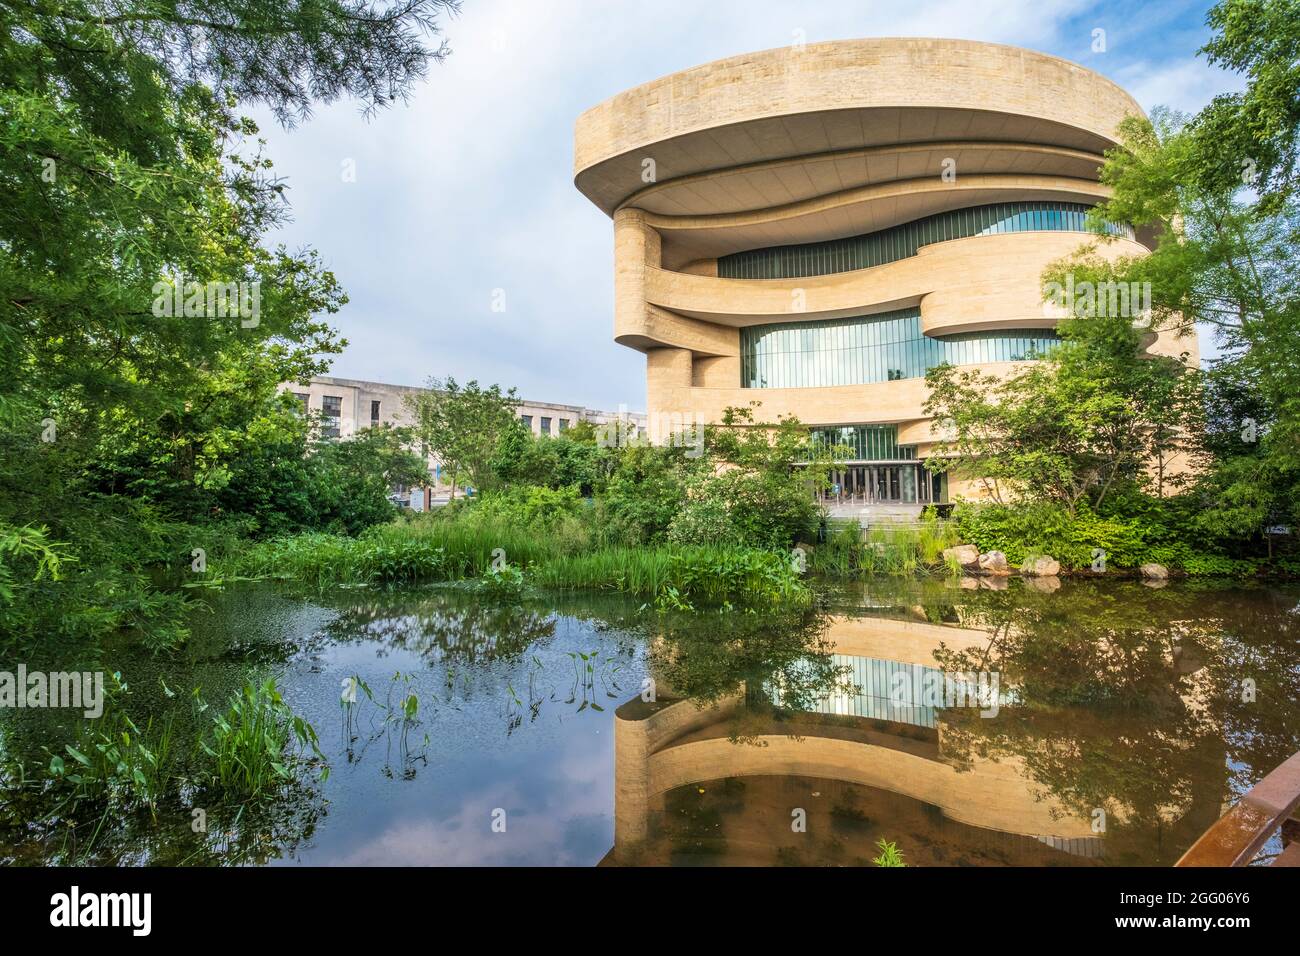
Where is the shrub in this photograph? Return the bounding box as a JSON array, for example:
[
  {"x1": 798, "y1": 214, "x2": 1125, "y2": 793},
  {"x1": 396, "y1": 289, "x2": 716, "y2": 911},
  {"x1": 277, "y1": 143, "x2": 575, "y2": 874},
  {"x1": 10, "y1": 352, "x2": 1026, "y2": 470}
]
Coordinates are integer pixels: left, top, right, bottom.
[
  {"x1": 489, "y1": 426, "x2": 610, "y2": 494},
  {"x1": 601, "y1": 446, "x2": 689, "y2": 544},
  {"x1": 711, "y1": 469, "x2": 819, "y2": 550},
  {"x1": 667, "y1": 495, "x2": 738, "y2": 547},
  {"x1": 1181, "y1": 554, "x2": 1261, "y2": 577},
  {"x1": 953, "y1": 502, "x2": 1150, "y2": 569},
  {"x1": 469, "y1": 484, "x2": 584, "y2": 529}
]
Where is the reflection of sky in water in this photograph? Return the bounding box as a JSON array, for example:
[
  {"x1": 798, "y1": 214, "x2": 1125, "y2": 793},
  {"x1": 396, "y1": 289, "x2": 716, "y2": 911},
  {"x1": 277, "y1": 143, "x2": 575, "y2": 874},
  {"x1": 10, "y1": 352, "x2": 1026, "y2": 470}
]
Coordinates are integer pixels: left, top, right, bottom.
[
  {"x1": 260, "y1": 602, "x2": 645, "y2": 866},
  {"x1": 8, "y1": 577, "x2": 1300, "y2": 867}
]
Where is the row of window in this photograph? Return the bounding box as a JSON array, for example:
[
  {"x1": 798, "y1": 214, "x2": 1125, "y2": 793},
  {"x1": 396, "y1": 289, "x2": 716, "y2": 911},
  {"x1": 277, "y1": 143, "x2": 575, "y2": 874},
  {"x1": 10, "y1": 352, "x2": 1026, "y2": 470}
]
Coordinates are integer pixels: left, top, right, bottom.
[
  {"x1": 294, "y1": 394, "x2": 576, "y2": 441},
  {"x1": 520, "y1": 414, "x2": 569, "y2": 436},
  {"x1": 292, "y1": 393, "x2": 376, "y2": 440},
  {"x1": 718, "y1": 202, "x2": 1133, "y2": 280},
  {"x1": 740, "y1": 308, "x2": 1061, "y2": 389},
  {"x1": 808, "y1": 424, "x2": 916, "y2": 461}
]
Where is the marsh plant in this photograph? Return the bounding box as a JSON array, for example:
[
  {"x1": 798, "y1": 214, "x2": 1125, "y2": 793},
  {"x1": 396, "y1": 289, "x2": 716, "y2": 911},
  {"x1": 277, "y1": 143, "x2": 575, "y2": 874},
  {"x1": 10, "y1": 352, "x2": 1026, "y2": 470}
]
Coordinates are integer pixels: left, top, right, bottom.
[
  {"x1": 197, "y1": 678, "x2": 328, "y2": 797},
  {"x1": 1, "y1": 672, "x2": 327, "y2": 863},
  {"x1": 565, "y1": 649, "x2": 625, "y2": 712},
  {"x1": 477, "y1": 561, "x2": 525, "y2": 598},
  {"x1": 810, "y1": 511, "x2": 959, "y2": 577},
  {"x1": 505, "y1": 654, "x2": 547, "y2": 735},
  {"x1": 873, "y1": 839, "x2": 907, "y2": 867},
  {"x1": 339, "y1": 671, "x2": 429, "y2": 779},
  {"x1": 43, "y1": 672, "x2": 177, "y2": 812},
  {"x1": 504, "y1": 649, "x2": 627, "y2": 734}
]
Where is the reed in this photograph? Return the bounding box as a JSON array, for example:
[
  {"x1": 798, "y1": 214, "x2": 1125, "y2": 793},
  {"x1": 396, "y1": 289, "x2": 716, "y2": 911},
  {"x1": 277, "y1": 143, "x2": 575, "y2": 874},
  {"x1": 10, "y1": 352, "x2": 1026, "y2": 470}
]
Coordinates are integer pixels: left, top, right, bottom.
[
  {"x1": 198, "y1": 678, "x2": 326, "y2": 798},
  {"x1": 227, "y1": 516, "x2": 569, "y2": 587},
  {"x1": 809, "y1": 511, "x2": 958, "y2": 577},
  {"x1": 535, "y1": 545, "x2": 810, "y2": 609},
  {"x1": 229, "y1": 518, "x2": 811, "y2": 608}
]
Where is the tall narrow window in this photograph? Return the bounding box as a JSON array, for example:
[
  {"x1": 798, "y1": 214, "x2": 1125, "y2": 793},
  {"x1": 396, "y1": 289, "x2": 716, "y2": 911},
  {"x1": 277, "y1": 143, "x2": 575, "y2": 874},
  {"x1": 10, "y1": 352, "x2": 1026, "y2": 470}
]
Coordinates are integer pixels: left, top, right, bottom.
[
  {"x1": 541, "y1": 417, "x2": 552, "y2": 436},
  {"x1": 321, "y1": 395, "x2": 342, "y2": 439},
  {"x1": 370, "y1": 400, "x2": 381, "y2": 423}
]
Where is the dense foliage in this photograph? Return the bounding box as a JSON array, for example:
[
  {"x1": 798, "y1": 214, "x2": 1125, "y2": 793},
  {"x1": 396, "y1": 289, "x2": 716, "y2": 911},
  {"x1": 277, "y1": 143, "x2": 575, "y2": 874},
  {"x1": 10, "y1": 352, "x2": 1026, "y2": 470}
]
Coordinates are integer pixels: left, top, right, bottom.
[
  {"x1": 0, "y1": 1, "x2": 454, "y2": 648},
  {"x1": 922, "y1": 0, "x2": 1299, "y2": 575}
]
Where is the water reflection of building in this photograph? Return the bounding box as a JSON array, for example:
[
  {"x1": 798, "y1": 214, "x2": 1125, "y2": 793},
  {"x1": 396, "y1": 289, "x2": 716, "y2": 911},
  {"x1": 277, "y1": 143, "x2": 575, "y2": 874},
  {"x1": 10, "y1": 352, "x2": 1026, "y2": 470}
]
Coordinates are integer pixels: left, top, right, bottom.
[{"x1": 603, "y1": 615, "x2": 1104, "y2": 866}]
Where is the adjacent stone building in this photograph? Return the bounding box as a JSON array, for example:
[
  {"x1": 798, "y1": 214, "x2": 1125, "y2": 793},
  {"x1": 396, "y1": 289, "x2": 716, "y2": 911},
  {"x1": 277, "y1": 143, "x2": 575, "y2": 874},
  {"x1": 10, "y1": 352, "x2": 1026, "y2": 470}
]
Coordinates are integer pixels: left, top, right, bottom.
[{"x1": 285, "y1": 375, "x2": 645, "y2": 499}]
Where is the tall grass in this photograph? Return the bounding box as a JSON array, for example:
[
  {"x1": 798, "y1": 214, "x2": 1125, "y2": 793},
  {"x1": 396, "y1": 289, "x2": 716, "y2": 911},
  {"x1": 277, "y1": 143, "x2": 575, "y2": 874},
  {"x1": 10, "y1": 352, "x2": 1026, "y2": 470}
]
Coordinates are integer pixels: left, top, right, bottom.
[
  {"x1": 536, "y1": 546, "x2": 810, "y2": 609},
  {"x1": 228, "y1": 516, "x2": 572, "y2": 588},
  {"x1": 198, "y1": 678, "x2": 326, "y2": 798},
  {"x1": 530, "y1": 548, "x2": 673, "y2": 596},
  {"x1": 810, "y1": 512, "x2": 959, "y2": 577},
  {"x1": 228, "y1": 514, "x2": 812, "y2": 608}
]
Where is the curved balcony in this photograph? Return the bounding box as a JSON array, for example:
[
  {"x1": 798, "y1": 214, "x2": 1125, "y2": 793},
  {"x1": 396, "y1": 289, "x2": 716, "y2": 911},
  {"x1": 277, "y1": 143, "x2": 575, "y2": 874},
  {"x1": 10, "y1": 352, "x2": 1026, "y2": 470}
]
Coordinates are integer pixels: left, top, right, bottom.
[
  {"x1": 625, "y1": 231, "x2": 1151, "y2": 344},
  {"x1": 640, "y1": 174, "x2": 1116, "y2": 266},
  {"x1": 624, "y1": 141, "x2": 1112, "y2": 218},
  {"x1": 575, "y1": 37, "x2": 1143, "y2": 216}
]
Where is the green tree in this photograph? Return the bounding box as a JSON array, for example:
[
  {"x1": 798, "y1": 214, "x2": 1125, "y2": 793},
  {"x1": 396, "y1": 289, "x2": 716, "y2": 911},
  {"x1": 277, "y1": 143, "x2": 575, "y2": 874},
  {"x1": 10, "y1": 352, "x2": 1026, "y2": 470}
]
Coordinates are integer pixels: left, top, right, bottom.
[
  {"x1": 0, "y1": 0, "x2": 461, "y2": 645},
  {"x1": 1044, "y1": 0, "x2": 1300, "y2": 544},
  {"x1": 404, "y1": 378, "x2": 520, "y2": 498},
  {"x1": 489, "y1": 422, "x2": 612, "y2": 495},
  {"x1": 307, "y1": 424, "x2": 427, "y2": 535},
  {"x1": 924, "y1": 313, "x2": 1201, "y2": 513}
]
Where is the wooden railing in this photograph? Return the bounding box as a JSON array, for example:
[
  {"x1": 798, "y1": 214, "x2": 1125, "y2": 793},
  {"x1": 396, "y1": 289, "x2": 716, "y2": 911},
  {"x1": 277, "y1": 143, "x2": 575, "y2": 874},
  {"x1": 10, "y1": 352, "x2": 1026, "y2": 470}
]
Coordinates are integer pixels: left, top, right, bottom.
[{"x1": 1176, "y1": 750, "x2": 1300, "y2": 867}]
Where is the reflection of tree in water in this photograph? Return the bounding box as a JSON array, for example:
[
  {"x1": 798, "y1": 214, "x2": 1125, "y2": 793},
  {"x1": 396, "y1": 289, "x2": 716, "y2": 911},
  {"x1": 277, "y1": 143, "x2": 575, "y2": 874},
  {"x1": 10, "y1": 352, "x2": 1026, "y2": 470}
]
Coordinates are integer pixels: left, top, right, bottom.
[
  {"x1": 0, "y1": 773, "x2": 324, "y2": 867},
  {"x1": 645, "y1": 605, "x2": 855, "y2": 744},
  {"x1": 925, "y1": 580, "x2": 1300, "y2": 864},
  {"x1": 321, "y1": 591, "x2": 558, "y2": 663},
  {"x1": 324, "y1": 590, "x2": 650, "y2": 735}
]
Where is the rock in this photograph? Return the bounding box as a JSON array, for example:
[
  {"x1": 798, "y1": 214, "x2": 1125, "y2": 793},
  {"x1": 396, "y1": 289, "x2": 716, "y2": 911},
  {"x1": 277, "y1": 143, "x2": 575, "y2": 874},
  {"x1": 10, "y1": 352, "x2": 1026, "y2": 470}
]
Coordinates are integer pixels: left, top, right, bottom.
[
  {"x1": 943, "y1": 544, "x2": 980, "y2": 568},
  {"x1": 978, "y1": 550, "x2": 1011, "y2": 575},
  {"x1": 1023, "y1": 575, "x2": 1061, "y2": 593},
  {"x1": 1023, "y1": 555, "x2": 1060, "y2": 577},
  {"x1": 978, "y1": 575, "x2": 1009, "y2": 590},
  {"x1": 1140, "y1": 563, "x2": 1169, "y2": 580}
]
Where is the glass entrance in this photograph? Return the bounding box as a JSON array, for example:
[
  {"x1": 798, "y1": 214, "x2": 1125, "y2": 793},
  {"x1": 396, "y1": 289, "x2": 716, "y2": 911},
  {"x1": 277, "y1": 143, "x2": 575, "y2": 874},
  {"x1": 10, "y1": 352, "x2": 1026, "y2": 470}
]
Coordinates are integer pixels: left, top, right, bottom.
[{"x1": 825, "y1": 464, "x2": 938, "y2": 504}]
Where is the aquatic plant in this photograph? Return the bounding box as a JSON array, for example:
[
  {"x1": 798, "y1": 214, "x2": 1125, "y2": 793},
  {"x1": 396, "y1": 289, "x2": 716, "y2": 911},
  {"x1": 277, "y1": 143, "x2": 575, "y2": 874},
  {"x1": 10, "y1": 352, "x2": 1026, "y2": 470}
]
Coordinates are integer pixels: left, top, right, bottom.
[
  {"x1": 339, "y1": 672, "x2": 428, "y2": 778},
  {"x1": 537, "y1": 546, "x2": 810, "y2": 609},
  {"x1": 198, "y1": 678, "x2": 327, "y2": 798},
  {"x1": 873, "y1": 838, "x2": 906, "y2": 867},
  {"x1": 45, "y1": 673, "x2": 177, "y2": 812},
  {"x1": 476, "y1": 562, "x2": 525, "y2": 598},
  {"x1": 809, "y1": 512, "x2": 959, "y2": 577}
]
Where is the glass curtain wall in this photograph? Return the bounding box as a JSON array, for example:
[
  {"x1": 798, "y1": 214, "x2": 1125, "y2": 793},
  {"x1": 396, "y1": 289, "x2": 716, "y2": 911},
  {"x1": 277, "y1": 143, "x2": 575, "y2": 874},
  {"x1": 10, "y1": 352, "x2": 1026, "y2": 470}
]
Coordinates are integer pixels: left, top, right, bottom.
[
  {"x1": 740, "y1": 308, "x2": 1060, "y2": 389},
  {"x1": 719, "y1": 201, "x2": 1132, "y2": 280}
]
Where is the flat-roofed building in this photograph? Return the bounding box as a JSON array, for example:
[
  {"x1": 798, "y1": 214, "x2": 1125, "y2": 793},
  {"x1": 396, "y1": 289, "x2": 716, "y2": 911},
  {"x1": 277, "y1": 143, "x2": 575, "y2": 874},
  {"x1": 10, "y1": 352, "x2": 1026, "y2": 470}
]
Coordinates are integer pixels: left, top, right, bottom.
[{"x1": 285, "y1": 375, "x2": 645, "y2": 498}]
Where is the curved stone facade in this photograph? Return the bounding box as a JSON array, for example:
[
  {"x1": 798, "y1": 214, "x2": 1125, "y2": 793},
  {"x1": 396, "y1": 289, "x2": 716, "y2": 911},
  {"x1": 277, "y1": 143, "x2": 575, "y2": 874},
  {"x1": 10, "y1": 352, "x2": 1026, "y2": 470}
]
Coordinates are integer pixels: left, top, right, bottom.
[
  {"x1": 575, "y1": 38, "x2": 1199, "y2": 500},
  {"x1": 607, "y1": 615, "x2": 1105, "y2": 863}
]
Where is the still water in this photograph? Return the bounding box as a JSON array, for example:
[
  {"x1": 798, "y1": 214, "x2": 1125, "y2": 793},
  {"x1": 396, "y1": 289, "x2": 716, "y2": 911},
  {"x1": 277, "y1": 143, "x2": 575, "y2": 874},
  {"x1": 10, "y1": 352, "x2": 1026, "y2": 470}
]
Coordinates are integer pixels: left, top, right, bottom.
[{"x1": 3, "y1": 577, "x2": 1298, "y2": 866}]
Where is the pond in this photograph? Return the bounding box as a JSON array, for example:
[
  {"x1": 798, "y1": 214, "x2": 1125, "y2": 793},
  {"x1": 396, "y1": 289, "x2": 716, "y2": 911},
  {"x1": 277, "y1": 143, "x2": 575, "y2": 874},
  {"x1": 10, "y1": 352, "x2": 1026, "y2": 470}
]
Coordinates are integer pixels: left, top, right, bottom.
[{"x1": 2, "y1": 576, "x2": 1298, "y2": 866}]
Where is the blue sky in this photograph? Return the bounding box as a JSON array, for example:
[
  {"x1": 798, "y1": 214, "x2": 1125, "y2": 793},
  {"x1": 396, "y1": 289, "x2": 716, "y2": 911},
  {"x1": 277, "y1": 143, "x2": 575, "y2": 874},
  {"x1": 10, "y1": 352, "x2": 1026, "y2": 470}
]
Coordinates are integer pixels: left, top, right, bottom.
[{"x1": 253, "y1": 0, "x2": 1241, "y2": 411}]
